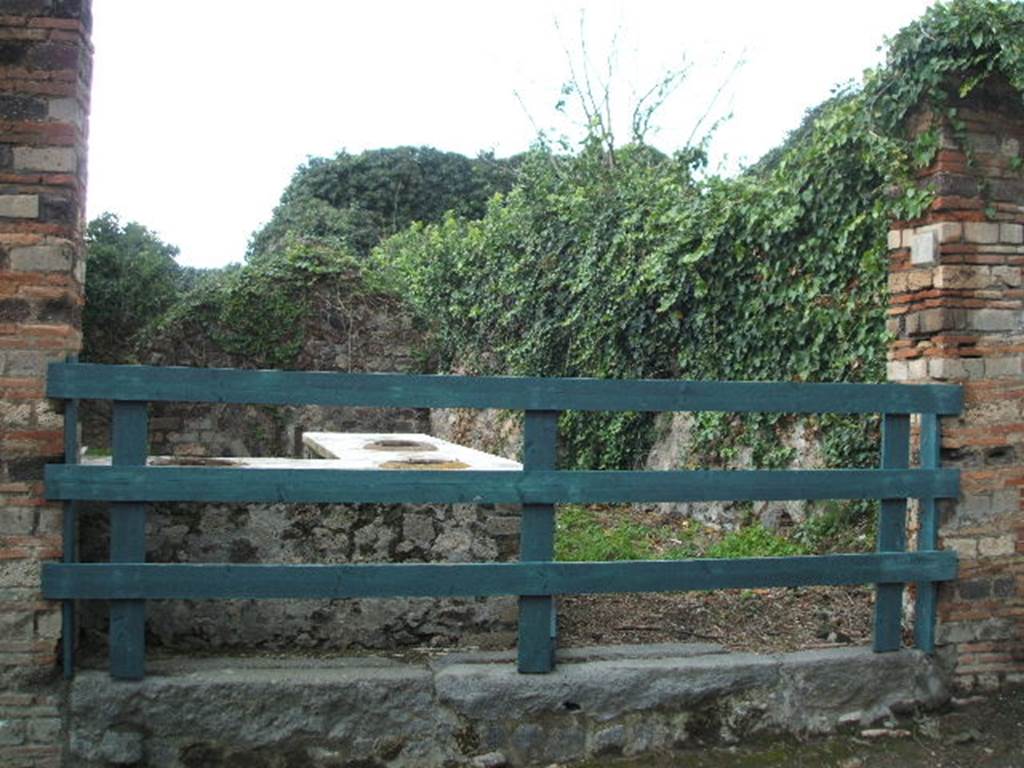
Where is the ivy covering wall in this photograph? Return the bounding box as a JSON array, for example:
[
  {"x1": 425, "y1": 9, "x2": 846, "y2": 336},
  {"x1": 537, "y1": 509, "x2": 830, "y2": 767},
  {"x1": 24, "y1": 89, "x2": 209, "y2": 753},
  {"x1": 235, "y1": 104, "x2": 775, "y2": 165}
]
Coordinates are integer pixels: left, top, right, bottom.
[
  {"x1": 375, "y1": 0, "x2": 1024, "y2": 470},
  {"x1": 81, "y1": 1, "x2": 1024, "y2": 475}
]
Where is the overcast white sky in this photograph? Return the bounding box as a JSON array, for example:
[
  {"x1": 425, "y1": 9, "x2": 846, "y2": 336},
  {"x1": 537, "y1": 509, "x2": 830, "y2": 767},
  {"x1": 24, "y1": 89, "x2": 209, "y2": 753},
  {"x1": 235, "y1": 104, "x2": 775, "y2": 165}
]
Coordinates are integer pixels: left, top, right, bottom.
[{"x1": 87, "y1": 0, "x2": 935, "y2": 269}]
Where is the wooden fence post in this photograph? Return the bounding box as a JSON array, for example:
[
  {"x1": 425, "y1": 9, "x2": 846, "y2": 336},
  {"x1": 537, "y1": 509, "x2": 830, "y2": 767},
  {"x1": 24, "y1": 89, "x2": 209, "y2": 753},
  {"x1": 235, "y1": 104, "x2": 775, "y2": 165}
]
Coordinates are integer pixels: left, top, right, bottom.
[
  {"x1": 61, "y1": 355, "x2": 79, "y2": 679},
  {"x1": 518, "y1": 410, "x2": 559, "y2": 673},
  {"x1": 109, "y1": 400, "x2": 148, "y2": 679},
  {"x1": 874, "y1": 413, "x2": 910, "y2": 651},
  {"x1": 914, "y1": 412, "x2": 941, "y2": 651}
]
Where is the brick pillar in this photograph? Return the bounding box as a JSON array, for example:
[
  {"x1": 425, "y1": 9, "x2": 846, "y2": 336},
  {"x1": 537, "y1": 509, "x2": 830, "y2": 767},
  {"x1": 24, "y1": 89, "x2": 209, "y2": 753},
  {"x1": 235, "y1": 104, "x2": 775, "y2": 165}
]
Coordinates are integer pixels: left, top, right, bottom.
[
  {"x1": 887, "y1": 76, "x2": 1024, "y2": 691},
  {"x1": 0, "y1": 2, "x2": 91, "y2": 765}
]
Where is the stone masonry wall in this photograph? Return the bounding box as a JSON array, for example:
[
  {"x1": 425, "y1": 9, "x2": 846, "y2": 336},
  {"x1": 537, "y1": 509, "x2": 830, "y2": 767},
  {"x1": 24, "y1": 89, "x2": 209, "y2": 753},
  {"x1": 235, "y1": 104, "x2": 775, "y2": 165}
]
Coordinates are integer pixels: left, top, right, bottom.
[
  {"x1": 75, "y1": 283, "x2": 520, "y2": 654},
  {"x1": 77, "y1": 501, "x2": 521, "y2": 655},
  {"x1": 887, "y1": 76, "x2": 1024, "y2": 691},
  {"x1": 82, "y1": 288, "x2": 431, "y2": 455},
  {"x1": 0, "y1": 2, "x2": 91, "y2": 766}
]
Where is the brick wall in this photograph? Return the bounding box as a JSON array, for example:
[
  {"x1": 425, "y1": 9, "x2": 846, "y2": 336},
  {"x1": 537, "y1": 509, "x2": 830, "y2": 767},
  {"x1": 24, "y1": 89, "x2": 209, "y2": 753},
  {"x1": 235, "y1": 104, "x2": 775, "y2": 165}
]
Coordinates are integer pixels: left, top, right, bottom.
[
  {"x1": 887, "y1": 76, "x2": 1024, "y2": 691},
  {"x1": 0, "y1": 1, "x2": 91, "y2": 765}
]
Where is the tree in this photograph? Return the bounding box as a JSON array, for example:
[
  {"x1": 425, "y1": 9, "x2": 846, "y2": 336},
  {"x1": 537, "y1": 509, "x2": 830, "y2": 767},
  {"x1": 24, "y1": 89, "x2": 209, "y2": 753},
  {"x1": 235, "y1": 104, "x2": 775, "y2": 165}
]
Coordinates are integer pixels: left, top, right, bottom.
[
  {"x1": 247, "y1": 147, "x2": 521, "y2": 262},
  {"x1": 82, "y1": 213, "x2": 185, "y2": 363}
]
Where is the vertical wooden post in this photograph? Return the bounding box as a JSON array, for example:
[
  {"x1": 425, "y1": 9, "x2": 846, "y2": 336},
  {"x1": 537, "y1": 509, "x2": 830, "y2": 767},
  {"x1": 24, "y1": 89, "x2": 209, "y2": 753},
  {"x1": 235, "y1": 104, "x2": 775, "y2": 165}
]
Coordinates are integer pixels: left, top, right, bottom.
[
  {"x1": 61, "y1": 356, "x2": 79, "y2": 679},
  {"x1": 109, "y1": 400, "x2": 148, "y2": 679},
  {"x1": 518, "y1": 410, "x2": 558, "y2": 673},
  {"x1": 914, "y1": 413, "x2": 941, "y2": 652},
  {"x1": 874, "y1": 413, "x2": 910, "y2": 652}
]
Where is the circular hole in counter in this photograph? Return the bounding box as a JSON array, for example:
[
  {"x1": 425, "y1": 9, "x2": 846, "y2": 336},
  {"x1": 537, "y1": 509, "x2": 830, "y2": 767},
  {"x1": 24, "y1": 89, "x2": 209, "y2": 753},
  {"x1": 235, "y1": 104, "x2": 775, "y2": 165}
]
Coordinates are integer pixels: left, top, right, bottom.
[
  {"x1": 364, "y1": 439, "x2": 438, "y2": 452},
  {"x1": 378, "y1": 457, "x2": 470, "y2": 470}
]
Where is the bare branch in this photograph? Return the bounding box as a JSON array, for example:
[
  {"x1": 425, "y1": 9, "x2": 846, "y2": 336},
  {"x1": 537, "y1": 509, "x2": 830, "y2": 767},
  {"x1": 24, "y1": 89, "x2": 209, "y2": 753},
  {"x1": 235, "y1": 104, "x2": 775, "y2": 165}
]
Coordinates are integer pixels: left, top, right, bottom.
[{"x1": 685, "y1": 52, "x2": 745, "y2": 149}]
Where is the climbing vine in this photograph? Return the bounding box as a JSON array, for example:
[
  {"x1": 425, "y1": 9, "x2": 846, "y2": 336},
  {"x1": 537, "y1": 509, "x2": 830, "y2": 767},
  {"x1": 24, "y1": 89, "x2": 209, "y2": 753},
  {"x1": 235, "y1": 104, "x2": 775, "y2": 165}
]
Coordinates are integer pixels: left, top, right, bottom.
[
  {"x1": 143, "y1": 238, "x2": 399, "y2": 369},
  {"x1": 376, "y1": 0, "x2": 1024, "y2": 470}
]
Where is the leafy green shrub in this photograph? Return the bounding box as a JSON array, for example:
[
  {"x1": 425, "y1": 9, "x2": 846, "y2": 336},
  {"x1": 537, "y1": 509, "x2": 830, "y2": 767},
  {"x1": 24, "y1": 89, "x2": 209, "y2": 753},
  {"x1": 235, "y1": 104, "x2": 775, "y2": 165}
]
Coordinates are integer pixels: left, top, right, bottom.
[
  {"x1": 248, "y1": 147, "x2": 521, "y2": 262},
  {"x1": 377, "y1": 0, "x2": 1024, "y2": 476},
  {"x1": 143, "y1": 238, "x2": 405, "y2": 369},
  {"x1": 82, "y1": 213, "x2": 192, "y2": 363}
]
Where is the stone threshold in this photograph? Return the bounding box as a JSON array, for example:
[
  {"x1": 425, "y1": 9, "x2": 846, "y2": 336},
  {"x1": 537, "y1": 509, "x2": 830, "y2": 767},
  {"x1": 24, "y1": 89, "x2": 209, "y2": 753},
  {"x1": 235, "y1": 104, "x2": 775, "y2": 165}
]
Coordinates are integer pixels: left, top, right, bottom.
[{"x1": 67, "y1": 644, "x2": 949, "y2": 767}]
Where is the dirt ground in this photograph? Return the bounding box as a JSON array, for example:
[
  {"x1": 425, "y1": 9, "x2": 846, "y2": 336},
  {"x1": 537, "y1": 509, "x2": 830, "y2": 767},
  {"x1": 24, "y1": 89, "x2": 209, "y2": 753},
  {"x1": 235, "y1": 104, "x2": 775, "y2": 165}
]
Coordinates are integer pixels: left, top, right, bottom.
[
  {"x1": 559, "y1": 585, "x2": 874, "y2": 653},
  {"x1": 560, "y1": 589, "x2": 1024, "y2": 767},
  {"x1": 571, "y1": 686, "x2": 1024, "y2": 767}
]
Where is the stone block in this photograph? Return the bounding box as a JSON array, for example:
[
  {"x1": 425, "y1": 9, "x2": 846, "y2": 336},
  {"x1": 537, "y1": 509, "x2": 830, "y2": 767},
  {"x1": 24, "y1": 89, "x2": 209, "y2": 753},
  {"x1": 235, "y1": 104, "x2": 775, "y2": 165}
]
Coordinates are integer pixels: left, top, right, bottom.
[
  {"x1": 930, "y1": 173, "x2": 978, "y2": 198},
  {"x1": 929, "y1": 358, "x2": 967, "y2": 380},
  {"x1": 9, "y1": 243, "x2": 72, "y2": 272},
  {"x1": 967, "y1": 132, "x2": 1000, "y2": 154},
  {"x1": 990, "y1": 178, "x2": 1024, "y2": 201},
  {"x1": 984, "y1": 356, "x2": 1022, "y2": 378},
  {"x1": 1000, "y1": 223, "x2": 1024, "y2": 244},
  {"x1": 0, "y1": 718, "x2": 25, "y2": 747},
  {"x1": 12, "y1": 146, "x2": 76, "y2": 173},
  {"x1": 887, "y1": 361, "x2": 909, "y2": 381},
  {"x1": 956, "y1": 493, "x2": 988, "y2": 520},
  {"x1": 0, "y1": 608, "x2": 34, "y2": 643},
  {"x1": 0, "y1": 508, "x2": 34, "y2": 535},
  {"x1": 34, "y1": 607, "x2": 60, "y2": 639},
  {"x1": 993, "y1": 577, "x2": 1016, "y2": 597},
  {"x1": 0, "y1": 194, "x2": 39, "y2": 219},
  {"x1": 485, "y1": 516, "x2": 520, "y2": 537},
  {"x1": 963, "y1": 222, "x2": 1001, "y2": 244},
  {"x1": 47, "y1": 96, "x2": 82, "y2": 127},
  {"x1": 967, "y1": 308, "x2": 1017, "y2": 332},
  {"x1": 906, "y1": 270, "x2": 933, "y2": 291},
  {"x1": 0, "y1": 94, "x2": 47, "y2": 121},
  {"x1": 942, "y1": 537, "x2": 978, "y2": 558},
  {"x1": 958, "y1": 580, "x2": 990, "y2": 599},
  {"x1": 887, "y1": 230, "x2": 902, "y2": 250},
  {"x1": 990, "y1": 265, "x2": 1021, "y2": 287},
  {"x1": 978, "y1": 535, "x2": 1015, "y2": 558},
  {"x1": 0, "y1": 350, "x2": 47, "y2": 376},
  {"x1": 39, "y1": 193, "x2": 74, "y2": 224},
  {"x1": 929, "y1": 222, "x2": 963, "y2": 244},
  {"x1": 937, "y1": 618, "x2": 1013, "y2": 645},
  {"x1": 0, "y1": 400, "x2": 33, "y2": 428},
  {"x1": 0, "y1": 297, "x2": 31, "y2": 322},
  {"x1": 906, "y1": 358, "x2": 928, "y2": 380},
  {"x1": 64, "y1": 647, "x2": 948, "y2": 764},
  {"x1": 25, "y1": 42, "x2": 78, "y2": 70},
  {"x1": 25, "y1": 718, "x2": 61, "y2": 744},
  {"x1": 934, "y1": 265, "x2": 991, "y2": 290},
  {"x1": 918, "y1": 308, "x2": 949, "y2": 333},
  {"x1": 911, "y1": 231, "x2": 938, "y2": 266}
]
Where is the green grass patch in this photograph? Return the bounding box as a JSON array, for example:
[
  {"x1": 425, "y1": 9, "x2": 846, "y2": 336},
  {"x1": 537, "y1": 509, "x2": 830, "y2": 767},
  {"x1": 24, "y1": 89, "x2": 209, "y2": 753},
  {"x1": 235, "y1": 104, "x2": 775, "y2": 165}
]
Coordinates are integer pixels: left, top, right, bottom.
[
  {"x1": 554, "y1": 506, "x2": 813, "y2": 562},
  {"x1": 555, "y1": 506, "x2": 661, "y2": 561},
  {"x1": 703, "y1": 524, "x2": 808, "y2": 559}
]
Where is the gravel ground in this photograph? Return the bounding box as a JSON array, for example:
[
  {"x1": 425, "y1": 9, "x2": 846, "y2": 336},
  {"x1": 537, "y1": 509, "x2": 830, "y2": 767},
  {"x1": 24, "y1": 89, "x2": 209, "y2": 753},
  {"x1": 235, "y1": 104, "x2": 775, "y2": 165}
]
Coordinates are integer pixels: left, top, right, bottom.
[{"x1": 560, "y1": 585, "x2": 874, "y2": 653}]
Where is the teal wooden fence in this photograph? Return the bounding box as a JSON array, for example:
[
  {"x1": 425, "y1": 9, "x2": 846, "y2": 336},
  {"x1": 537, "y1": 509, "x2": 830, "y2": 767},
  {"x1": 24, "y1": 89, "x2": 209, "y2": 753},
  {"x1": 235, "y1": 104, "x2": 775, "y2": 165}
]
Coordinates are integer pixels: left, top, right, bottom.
[{"x1": 42, "y1": 362, "x2": 962, "y2": 680}]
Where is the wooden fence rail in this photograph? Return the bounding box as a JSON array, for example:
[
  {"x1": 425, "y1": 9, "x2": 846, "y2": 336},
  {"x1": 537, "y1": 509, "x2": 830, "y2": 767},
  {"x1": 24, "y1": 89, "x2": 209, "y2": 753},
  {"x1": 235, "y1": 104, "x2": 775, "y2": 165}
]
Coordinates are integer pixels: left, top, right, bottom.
[{"x1": 41, "y1": 362, "x2": 962, "y2": 680}]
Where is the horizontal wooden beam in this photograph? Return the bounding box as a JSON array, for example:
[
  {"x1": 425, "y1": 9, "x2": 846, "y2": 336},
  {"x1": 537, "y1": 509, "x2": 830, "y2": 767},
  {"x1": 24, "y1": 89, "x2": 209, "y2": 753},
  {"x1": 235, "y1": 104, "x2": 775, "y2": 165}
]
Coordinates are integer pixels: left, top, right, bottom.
[
  {"x1": 41, "y1": 552, "x2": 958, "y2": 600},
  {"x1": 45, "y1": 466, "x2": 960, "y2": 504},
  {"x1": 46, "y1": 363, "x2": 963, "y2": 415}
]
